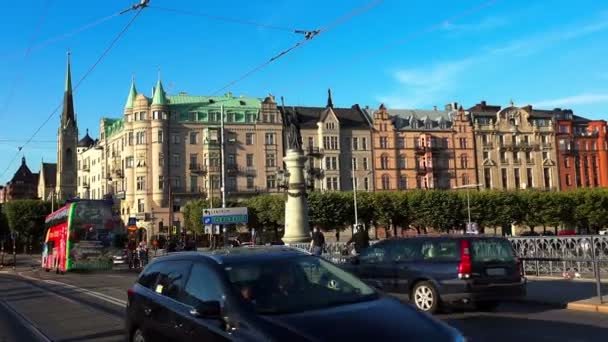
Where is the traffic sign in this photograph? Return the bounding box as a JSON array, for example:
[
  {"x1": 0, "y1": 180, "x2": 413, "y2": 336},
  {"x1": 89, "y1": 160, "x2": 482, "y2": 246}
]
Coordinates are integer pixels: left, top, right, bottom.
[{"x1": 202, "y1": 207, "x2": 248, "y2": 225}]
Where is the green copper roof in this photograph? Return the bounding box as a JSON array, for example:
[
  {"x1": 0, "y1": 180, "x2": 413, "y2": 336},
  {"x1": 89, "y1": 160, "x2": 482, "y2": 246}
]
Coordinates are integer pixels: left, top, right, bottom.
[
  {"x1": 103, "y1": 118, "x2": 124, "y2": 139},
  {"x1": 152, "y1": 79, "x2": 167, "y2": 106},
  {"x1": 65, "y1": 52, "x2": 72, "y2": 93},
  {"x1": 166, "y1": 93, "x2": 261, "y2": 109},
  {"x1": 125, "y1": 78, "x2": 137, "y2": 109}
]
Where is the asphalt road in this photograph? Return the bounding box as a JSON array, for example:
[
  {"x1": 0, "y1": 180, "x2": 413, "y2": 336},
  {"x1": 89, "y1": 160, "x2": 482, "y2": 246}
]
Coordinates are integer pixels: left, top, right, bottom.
[{"x1": 1, "y1": 264, "x2": 608, "y2": 342}]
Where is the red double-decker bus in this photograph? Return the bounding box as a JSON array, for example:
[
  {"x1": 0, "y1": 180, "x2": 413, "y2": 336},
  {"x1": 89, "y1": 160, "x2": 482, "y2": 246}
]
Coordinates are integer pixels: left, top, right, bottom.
[{"x1": 42, "y1": 199, "x2": 126, "y2": 273}]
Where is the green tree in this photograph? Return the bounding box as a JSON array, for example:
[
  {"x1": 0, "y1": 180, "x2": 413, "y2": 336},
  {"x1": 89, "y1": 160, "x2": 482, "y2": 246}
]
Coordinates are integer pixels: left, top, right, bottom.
[
  {"x1": 182, "y1": 199, "x2": 210, "y2": 235},
  {"x1": 307, "y1": 192, "x2": 351, "y2": 232},
  {"x1": 245, "y1": 195, "x2": 285, "y2": 242},
  {"x1": 2, "y1": 200, "x2": 52, "y2": 251}
]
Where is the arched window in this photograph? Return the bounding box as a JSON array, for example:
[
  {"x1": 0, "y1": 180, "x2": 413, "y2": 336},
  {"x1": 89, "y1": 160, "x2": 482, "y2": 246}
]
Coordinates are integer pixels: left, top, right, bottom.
[
  {"x1": 381, "y1": 174, "x2": 390, "y2": 190},
  {"x1": 399, "y1": 155, "x2": 407, "y2": 169}
]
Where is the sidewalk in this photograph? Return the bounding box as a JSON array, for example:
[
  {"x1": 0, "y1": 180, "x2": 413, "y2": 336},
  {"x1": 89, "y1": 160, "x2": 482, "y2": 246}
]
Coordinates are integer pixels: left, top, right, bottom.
[{"x1": 523, "y1": 276, "x2": 608, "y2": 313}]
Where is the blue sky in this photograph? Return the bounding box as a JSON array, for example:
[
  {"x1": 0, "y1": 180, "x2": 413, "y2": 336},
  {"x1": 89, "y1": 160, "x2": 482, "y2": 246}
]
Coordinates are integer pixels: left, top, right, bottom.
[{"x1": 1, "y1": 0, "x2": 607, "y2": 182}]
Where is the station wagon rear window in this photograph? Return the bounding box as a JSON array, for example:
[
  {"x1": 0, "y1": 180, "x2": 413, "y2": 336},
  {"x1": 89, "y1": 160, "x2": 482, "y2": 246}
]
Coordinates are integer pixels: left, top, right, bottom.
[{"x1": 471, "y1": 239, "x2": 515, "y2": 263}]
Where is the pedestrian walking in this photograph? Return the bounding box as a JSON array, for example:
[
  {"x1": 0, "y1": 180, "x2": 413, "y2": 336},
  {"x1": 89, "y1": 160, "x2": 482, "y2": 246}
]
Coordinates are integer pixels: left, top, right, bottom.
[
  {"x1": 309, "y1": 227, "x2": 325, "y2": 256},
  {"x1": 347, "y1": 225, "x2": 370, "y2": 255}
]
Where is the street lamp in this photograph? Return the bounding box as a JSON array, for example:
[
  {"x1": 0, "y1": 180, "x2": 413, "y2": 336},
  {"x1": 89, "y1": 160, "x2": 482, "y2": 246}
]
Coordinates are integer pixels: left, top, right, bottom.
[
  {"x1": 453, "y1": 183, "x2": 483, "y2": 232},
  {"x1": 352, "y1": 163, "x2": 373, "y2": 228}
]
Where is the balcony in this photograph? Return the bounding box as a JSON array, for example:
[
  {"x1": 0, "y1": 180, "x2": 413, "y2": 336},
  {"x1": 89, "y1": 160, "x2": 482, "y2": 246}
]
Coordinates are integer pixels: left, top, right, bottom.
[
  {"x1": 542, "y1": 143, "x2": 552, "y2": 149},
  {"x1": 189, "y1": 163, "x2": 207, "y2": 174},
  {"x1": 115, "y1": 191, "x2": 126, "y2": 200},
  {"x1": 415, "y1": 145, "x2": 432, "y2": 154},
  {"x1": 308, "y1": 167, "x2": 324, "y2": 179},
  {"x1": 416, "y1": 165, "x2": 432, "y2": 174},
  {"x1": 227, "y1": 164, "x2": 239, "y2": 174},
  {"x1": 81, "y1": 164, "x2": 90, "y2": 172},
  {"x1": 482, "y1": 142, "x2": 493, "y2": 149},
  {"x1": 173, "y1": 186, "x2": 206, "y2": 197},
  {"x1": 114, "y1": 169, "x2": 123, "y2": 178},
  {"x1": 240, "y1": 166, "x2": 257, "y2": 176},
  {"x1": 306, "y1": 146, "x2": 324, "y2": 157},
  {"x1": 207, "y1": 165, "x2": 221, "y2": 173},
  {"x1": 232, "y1": 187, "x2": 261, "y2": 195},
  {"x1": 82, "y1": 182, "x2": 89, "y2": 189}
]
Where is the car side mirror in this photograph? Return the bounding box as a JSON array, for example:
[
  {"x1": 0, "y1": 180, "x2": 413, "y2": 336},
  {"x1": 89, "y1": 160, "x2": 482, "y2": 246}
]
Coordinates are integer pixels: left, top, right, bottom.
[{"x1": 190, "y1": 300, "x2": 222, "y2": 319}]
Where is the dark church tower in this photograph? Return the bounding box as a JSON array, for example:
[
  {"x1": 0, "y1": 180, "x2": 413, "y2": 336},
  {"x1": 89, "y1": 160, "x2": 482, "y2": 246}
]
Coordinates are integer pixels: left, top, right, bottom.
[{"x1": 56, "y1": 52, "x2": 78, "y2": 201}]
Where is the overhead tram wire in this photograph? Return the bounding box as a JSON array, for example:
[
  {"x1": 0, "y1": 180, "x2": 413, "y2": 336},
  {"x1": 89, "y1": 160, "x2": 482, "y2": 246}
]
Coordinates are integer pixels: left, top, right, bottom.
[
  {"x1": 0, "y1": 0, "x2": 53, "y2": 117},
  {"x1": 147, "y1": 5, "x2": 297, "y2": 33},
  {"x1": 0, "y1": 7, "x2": 146, "y2": 181},
  {"x1": 299, "y1": 0, "x2": 505, "y2": 86},
  {"x1": 210, "y1": 0, "x2": 384, "y2": 95}
]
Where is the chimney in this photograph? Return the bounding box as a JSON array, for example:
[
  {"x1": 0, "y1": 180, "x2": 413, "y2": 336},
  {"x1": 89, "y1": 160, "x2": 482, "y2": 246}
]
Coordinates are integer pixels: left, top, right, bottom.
[{"x1": 481, "y1": 100, "x2": 487, "y2": 106}]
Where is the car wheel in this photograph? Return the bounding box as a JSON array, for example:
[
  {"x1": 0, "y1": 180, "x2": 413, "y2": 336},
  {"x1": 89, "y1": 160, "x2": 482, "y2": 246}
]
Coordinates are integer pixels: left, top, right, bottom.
[
  {"x1": 132, "y1": 328, "x2": 146, "y2": 342},
  {"x1": 412, "y1": 281, "x2": 439, "y2": 314},
  {"x1": 476, "y1": 301, "x2": 500, "y2": 312}
]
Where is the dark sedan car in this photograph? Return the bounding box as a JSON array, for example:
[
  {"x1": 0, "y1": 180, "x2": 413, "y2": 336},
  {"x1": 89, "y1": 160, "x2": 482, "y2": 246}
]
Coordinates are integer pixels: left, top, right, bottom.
[
  {"x1": 126, "y1": 246, "x2": 464, "y2": 342},
  {"x1": 342, "y1": 236, "x2": 526, "y2": 313}
]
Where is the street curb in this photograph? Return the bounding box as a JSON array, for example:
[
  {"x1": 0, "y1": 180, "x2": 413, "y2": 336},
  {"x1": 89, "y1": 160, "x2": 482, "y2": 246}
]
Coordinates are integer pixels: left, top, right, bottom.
[
  {"x1": 510, "y1": 298, "x2": 566, "y2": 308},
  {"x1": 567, "y1": 302, "x2": 608, "y2": 314}
]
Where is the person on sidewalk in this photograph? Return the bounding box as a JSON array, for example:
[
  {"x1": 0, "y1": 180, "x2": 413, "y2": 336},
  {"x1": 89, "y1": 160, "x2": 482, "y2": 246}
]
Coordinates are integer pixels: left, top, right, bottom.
[
  {"x1": 347, "y1": 225, "x2": 370, "y2": 255},
  {"x1": 309, "y1": 227, "x2": 325, "y2": 256}
]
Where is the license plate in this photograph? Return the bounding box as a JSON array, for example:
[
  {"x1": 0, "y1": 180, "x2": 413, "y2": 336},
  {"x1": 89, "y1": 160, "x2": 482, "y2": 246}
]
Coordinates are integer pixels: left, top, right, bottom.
[{"x1": 486, "y1": 268, "x2": 506, "y2": 276}]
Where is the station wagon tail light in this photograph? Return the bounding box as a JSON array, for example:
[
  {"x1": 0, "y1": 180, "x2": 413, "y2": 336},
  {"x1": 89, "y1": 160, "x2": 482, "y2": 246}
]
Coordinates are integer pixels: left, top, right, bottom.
[
  {"x1": 458, "y1": 240, "x2": 472, "y2": 279},
  {"x1": 127, "y1": 288, "x2": 135, "y2": 307}
]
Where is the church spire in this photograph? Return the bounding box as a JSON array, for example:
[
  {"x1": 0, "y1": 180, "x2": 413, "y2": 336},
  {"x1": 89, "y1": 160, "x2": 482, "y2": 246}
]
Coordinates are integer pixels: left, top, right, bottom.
[
  {"x1": 326, "y1": 88, "x2": 333, "y2": 108},
  {"x1": 61, "y1": 50, "x2": 76, "y2": 127}
]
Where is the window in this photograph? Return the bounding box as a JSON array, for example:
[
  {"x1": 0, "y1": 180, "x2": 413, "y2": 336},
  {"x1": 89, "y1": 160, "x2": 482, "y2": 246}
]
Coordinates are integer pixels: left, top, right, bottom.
[
  {"x1": 459, "y1": 138, "x2": 467, "y2": 149},
  {"x1": 227, "y1": 176, "x2": 237, "y2": 191},
  {"x1": 190, "y1": 176, "x2": 198, "y2": 192},
  {"x1": 159, "y1": 153, "x2": 164, "y2": 167},
  {"x1": 266, "y1": 153, "x2": 276, "y2": 167},
  {"x1": 512, "y1": 151, "x2": 519, "y2": 163},
  {"x1": 172, "y1": 133, "x2": 181, "y2": 144},
  {"x1": 564, "y1": 157, "x2": 570, "y2": 168},
  {"x1": 181, "y1": 263, "x2": 223, "y2": 306},
  {"x1": 359, "y1": 245, "x2": 386, "y2": 264},
  {"x1": 325, "y1": 177, "x2": 339, "y2": 190},
  {"x1": 246, "y1": 133, "x2": 254, "y2": 145},
  {"x1": 246, "y1": 154, "x2": 254, "y2": 167},
  {"x1": 362, "y1": 138, "x2": 367, "y2": 150},
  {"x1": 514, "y1": 168, "x2": 520, "y2": 189},
  {"x1": 172, "y1": 153, "x2": 181, "y2": 167},
  {"x1": 501, "y1": 168, "x2": 507, "y2": 189},
  {"x1": 247, "y1": 176, "x2": 254, "y2": 189},
  {"x1": 500, "y1": 151, "x2": 507, "y2": 163},
  {"x1": 380, "y1": 155, "x2": 389, "y2": 170},
  {"x1": 189, "y1": 132, "x2": 198, "y2": 144},
  {"x1": 460, "y1": 155, "x2": 468, "y2": 168},
  {"x1": 483, "y1": 151, "x2": 489, "y2": 160},
  {"x1": 566, "y1": 174, "x2": 572, "y2": 186},
  {"x1": 155, "y1": 261, "x2": 192, "y2": 301},
  {"x1": 137, "y1": 176, "x2": 145, "y2": 191},
  {"x1": 266, "y1": 175, "x2": 276, "y2": 189},
  {"x1": 158, "y1": 176, "x2": 164, "y2": 190},
  {"x1": 128, "y1": 132, "x2": 134, "y2": 145},
  {"x1": 526, "y1": 168, "x2": 533, "y2": 188},
  {"x1": 382, "y1": 174, "x2": 390, "y2": 190},
  {"x1": 137, "y1": 261, "x2": 164, "y2": 289},
  {"x1": 227, "y1": 154, "x2": 236, "y2": 168},
  {"x1": 363, "y1": 158, "x2": 369, "y2": 170},
  {"x1": 421, "y1": 240, "x2": 459, "y2": 261},
  {"x1": 542, "y1": 151, "x2": 549, "y2": 160},
  {"x1": 379, "y1": 137, "x2": 388, "y2": 148},
  {"x1": 461, "y1": 173, "x2": 469, "y2": 185},
  {"x1": 137, "y1": 199, "x2": 144, "y2": 212},
  {"x1": 352, "y1": 157, "x2": 357, "y2": 170},
  {"x1": 397, "y1": 137, "x2": 405, "y2": 148},
  {"x1": 398, "y1": 155, "x2": 406, "y2": 169},
  {"x1": 352, "y1": 137, "x2": 358, "y2": 150},
  {"x1": 399, "y1": 176, "x2": 407, "y2": 190},
  {"x1": 525, "y1": 151, "x2": 532, "y2": 163},
  {"x1": 543, "y1": 168, "x2": 551, "y2": 189},
  {"x1": 364, "y1": 177, "x2": 369, "y2": 191},
  {"x1": 157, "y1": 130, "x2": 163, "y2": 143},
  {"x1": 245, "y1": 113, "x2": 255, "y2": 123},
  {"x1": 172, "y1": 177, "x2": 181, "y2": 189},
  {"x1": 136, "y1": 131, "x2": 146, "y2": 144},
  {"x1": 190, "y1": 154, "x2": 198, "y2": 168},
  {"x1": 484, "y1": 168, "x2": 491, "y2": 189},
  {"x1": 125, "y1": 157, "x2": 134, "y2": 168},
  {"x1": 265, "y1": 133, "x2": 275, "y2": 145}
]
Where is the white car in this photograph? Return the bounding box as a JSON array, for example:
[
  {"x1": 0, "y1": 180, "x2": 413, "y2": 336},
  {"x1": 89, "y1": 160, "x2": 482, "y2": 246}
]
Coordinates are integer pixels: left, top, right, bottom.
[{"x1": 599, "y1": 229, "x2": 608, "y2": 236}]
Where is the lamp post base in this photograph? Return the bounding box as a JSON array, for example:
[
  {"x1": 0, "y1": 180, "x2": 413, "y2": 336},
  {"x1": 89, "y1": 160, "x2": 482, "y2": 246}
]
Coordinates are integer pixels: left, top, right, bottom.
[{"x1": 282, "y1": 149, "x2": 311, "y2": 244}]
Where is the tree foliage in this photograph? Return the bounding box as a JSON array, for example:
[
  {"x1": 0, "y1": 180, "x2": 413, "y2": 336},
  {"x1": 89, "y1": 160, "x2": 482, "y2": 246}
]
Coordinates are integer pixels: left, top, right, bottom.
[{"x1": 1, "y1": 200, "x2": 52, "y2": 244}]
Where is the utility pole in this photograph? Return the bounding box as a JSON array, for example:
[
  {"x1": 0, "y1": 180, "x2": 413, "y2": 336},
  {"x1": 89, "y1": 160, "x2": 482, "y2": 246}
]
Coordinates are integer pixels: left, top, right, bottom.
[
  {"x1": 220, "y1": 105, "x2": 227, "y2": 247},
  {"x1": 453, "y1": 183, "x2": 483, "y2": 232},
  {"x1": 352, "y1": 160, "x2": 358, "y2": 227}
]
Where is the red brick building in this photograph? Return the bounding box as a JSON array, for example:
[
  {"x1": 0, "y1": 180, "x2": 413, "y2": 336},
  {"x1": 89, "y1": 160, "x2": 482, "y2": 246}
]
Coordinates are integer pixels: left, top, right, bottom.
[
  {"x1": 556, "y1": 112, "x2": 608, "y2": 190},
  {"x1": 0, "y1": 157, "x2": 39, "y2": 203}
]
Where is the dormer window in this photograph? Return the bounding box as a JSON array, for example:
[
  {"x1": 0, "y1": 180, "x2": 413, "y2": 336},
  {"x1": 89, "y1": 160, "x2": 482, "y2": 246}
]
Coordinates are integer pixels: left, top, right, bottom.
[{"x1": 240, "y1": 100, "x2": 246, "y2": 106}]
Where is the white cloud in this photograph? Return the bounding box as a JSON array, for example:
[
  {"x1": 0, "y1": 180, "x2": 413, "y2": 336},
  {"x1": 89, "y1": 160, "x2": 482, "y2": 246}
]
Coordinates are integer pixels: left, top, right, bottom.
[
  {"x1": 378, "y1": 11, "x2": 608, "y2": 108},
  {"x1": 377, "y1": 58, "x2": 475, "y2": 108},
  {"x1": 533, "y1": 93, "x2": 608, "y2": 107},
  {"x1": 442, "y1": 16, "x2": 507, "y2": 33}
]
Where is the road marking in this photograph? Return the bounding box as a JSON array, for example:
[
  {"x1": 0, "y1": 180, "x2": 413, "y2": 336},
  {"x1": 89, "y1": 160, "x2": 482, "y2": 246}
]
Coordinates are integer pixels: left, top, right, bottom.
[
  {"x1": 0, "y1": 298, "x2": 53, "y2": 342},
  {"x1": 17, "y1": 272, "x2": 127, "y2": 307}
]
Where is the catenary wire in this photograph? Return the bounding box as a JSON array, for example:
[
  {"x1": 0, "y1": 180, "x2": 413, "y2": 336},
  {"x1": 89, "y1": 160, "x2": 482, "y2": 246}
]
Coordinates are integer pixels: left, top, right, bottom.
[
  {"x1": 210, "y1": 0, "x2": 384, "y2": 95},
  {"x1": 0, "y1": 8, "x2": 145, "y2": 181}
]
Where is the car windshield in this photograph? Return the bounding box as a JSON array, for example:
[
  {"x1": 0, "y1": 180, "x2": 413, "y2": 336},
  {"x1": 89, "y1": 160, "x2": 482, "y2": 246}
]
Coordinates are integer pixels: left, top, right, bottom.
[
  {"x1": 224, "y1": 255, "x2": 377, "y2": 315},
  {"x1": 471, "y1": 239, "x2": 515, "y2": 263}
]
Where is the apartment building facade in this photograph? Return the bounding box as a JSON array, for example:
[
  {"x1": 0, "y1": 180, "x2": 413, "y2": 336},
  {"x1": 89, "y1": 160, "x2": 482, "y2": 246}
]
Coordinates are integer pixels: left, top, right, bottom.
[
  {"x1": 96, "y1": 78, "x2": 283, "y2": 237},
  {"x1": 279, "y1": 90, "x2": 374, "y2": 192},
  {"x1": 368, "y1": 103, "x2": 476, "y2": 191},
  {"x1": 469, "y1": 102, "x2": 560, "y2": 190},
  {"x1": 555, "y1": 113, "x2": 608, "y2": 190}
]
